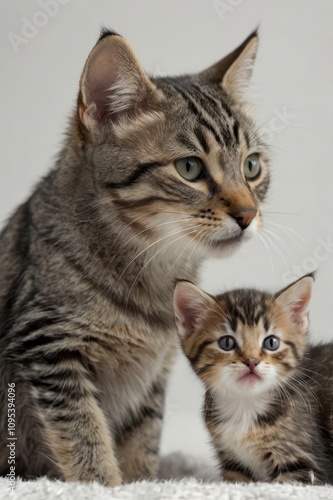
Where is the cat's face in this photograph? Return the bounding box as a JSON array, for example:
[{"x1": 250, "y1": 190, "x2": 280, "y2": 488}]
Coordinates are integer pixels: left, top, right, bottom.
[
  {"x1": 76, "y1": 30, "x2": 269, "y2": 261},
  {"x1": 174, "y1": 276, "x2": 313, "y2": 397}
]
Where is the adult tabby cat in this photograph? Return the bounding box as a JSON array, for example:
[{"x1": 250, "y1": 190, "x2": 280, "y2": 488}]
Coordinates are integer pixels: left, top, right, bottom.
[
  {"x1": 0, "y1": 29, "x2": 269, "y2": 486},
  {"x1": 174, "y1": 275, "x2": 333, "y2": 484}
]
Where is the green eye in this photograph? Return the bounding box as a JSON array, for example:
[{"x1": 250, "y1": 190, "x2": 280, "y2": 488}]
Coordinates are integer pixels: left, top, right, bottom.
[
  {"x1": 263, "y1": 335, "x2": 280, "y2": 351},
  {"x1": 243, "y1": 154, "x2": 261, "y2": 180},
  {"x1": 218, "y1": 336, "x2": 237, "y2": 351},
  {"x1": 175, "y1": 157, "x2": 203, "y2": 181}
]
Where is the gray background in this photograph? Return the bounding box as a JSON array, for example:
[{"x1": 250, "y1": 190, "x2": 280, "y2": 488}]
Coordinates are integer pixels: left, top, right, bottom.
[{"x1": 1, "y1": 0, "x2": 333, "y2": 461}]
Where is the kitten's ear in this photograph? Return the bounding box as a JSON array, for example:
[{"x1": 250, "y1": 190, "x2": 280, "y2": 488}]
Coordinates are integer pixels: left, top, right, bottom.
[
  {"x1": 198, "y1": 30, "x2": 259, "y2": 102},
  {"x1": 79, "y1": 29, "x2": 160, "y2": 130},
  {"x1": 275, "y1": 274, "x2": 314, "y2": 331},
  {"x1": 173, "y1": 281, "x2": 216, "y2": 338}
]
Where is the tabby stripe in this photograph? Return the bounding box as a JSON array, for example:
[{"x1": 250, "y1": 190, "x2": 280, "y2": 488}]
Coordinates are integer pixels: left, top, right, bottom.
[
  {"x1": 176, "y1": 133, "x2": 200, "y2": 152},
  {"x1": 284, "y1": 340, "x2": 300, "y2": 361},
  {"x1": 233, "y1": 121, "x2": 240, "y2": 144},
  {"x1": 117, "y1": 406, "x2": 163, "y2": 441},
  {"x1": 256, "y1": 407, "x2": 282, "y2": 426},
  {"x1": 105, "y1": 162, "x2": 163, "y2": 189},
  {"x1": 20, "y1": 331, "x2": 64, "y2": 354},
  {"x1": 188, "y1": 85, "x2": 233, "y2": 146},
  {"x1": 113, "y1": 195, "x2": 182, "y2": 209},
  {"x1": 197, "y1": 84, "x2": 234, "y2": 120},
  {"x1": 280, "y1": 361, "x2": 293, "y2": 370},
  {"x1": 243, "y1": 128, "x2": 251, "y2": 149},
  {"x1": 37, "y1": 394, "x2": 69, "y2": 409},
  {"x1": 37, "y1": 348, "x2": 86, "y2": 366},
  {"x1": 196, "y1": 363, "x2": 216, "y2": 376},
  {"x1": 189, "y1": 339, "x2": 215, "y2": 365},
  {"x1": 14, "y1": 316, "x2": 61, "y2": 339},
  {"x1": 158, "y1": 179, "x2": 189, "y2": 198},
  {"x1": 35, "y1": 382, "x2": 90, "y2": 403},
  {"x1": 191, "y1": 84, "x2": 234, "y2": 145},
  {"x1": 14, "y1": 286, "x2": 38, "y2": 314},
  {"x1": 271, "y1": 459, "x2": 313, "y2": 478},
  {"x1": 263, "y1": 316, "x2": 270, "y2": 331},
  {"x1": 171, "y1": 84, "x2": 225, "y2": 148},
  {"x1": 193, "y1": 127, "x2": 210, "y2": 154},
  {"x1": 221, "y1": 456, "x2": 253, "y2": 479}
]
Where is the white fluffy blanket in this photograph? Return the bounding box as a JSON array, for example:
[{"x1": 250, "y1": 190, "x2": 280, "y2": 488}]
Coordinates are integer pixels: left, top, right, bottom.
[{"x1": 1, "y1": 453, "x2": 332, "y2": 500}]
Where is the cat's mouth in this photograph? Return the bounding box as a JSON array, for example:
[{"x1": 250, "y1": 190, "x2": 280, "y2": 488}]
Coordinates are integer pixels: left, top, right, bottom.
[{"x1": 210, "y1": 232, "x2": 244, "y2": 248}]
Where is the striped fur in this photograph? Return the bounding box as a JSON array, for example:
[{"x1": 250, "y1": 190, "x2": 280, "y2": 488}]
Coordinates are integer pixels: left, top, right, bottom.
[
  {"x1": 0, "y1": 29, "x2": 269, "y2": 485},
  {"x1": 174, "y1": 276, "x2": 333, "y2": 484}
]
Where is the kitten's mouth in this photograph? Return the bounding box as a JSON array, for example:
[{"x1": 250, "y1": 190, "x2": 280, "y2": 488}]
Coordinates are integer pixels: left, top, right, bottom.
[{"x1": 240, "y1": 371, "x2": 262, "y2": 384}]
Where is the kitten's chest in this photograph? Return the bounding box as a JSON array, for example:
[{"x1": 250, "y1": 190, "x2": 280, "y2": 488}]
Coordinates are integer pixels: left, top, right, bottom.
[{"x1": 214, "y1": 395, "x2": 271, "y2": 480}]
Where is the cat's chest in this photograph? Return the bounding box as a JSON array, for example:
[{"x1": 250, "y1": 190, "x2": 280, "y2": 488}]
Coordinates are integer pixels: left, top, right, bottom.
[{"x1": 93, "y1": 321, "x2": 177, "y2": 426}]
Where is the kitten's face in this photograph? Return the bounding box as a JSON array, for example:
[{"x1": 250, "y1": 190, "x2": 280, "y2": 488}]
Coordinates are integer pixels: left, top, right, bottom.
[
  {"x1": 77, "y1": 31, "x2": 269, "y2": 261},
  {"x1": 174, "y1": 276, "x2": 313, "y2": 397}
]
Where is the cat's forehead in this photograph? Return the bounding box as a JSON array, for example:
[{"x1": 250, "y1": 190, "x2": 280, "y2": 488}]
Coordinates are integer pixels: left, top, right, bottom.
[{"x1": 154, "y1": 76, "x2": 255, "y2": 149}]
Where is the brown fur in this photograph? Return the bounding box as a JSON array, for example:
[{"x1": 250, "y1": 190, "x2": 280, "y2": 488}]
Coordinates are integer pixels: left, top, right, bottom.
[{"x1": 0, "y1": 29, "x2": 269, "y2": 485}]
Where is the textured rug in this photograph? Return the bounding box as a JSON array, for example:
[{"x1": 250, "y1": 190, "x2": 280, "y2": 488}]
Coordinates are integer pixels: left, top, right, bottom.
[{"x1": 0, "y1": 452, "x2": 332, "y2": 499}]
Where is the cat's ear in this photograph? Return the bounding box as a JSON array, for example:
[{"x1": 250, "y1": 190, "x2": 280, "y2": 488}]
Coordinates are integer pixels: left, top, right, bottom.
[
  {"x1": 173, "y1": 281, "x2": 216, "y2": 338},
  {"x1": 198, "y1": 30, "x2": 258, "y2": 102},
  {"x1": 275, "y1": 274, "x2": 314, "y2": 331},
  {"x1": 78, "y1": 29, "x2": 160, "y2": 130}
]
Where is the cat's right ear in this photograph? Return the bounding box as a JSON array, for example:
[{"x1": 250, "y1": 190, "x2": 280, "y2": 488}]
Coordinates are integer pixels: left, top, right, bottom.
[
  {"x1": 78, "y1": 29, "x2": 161, "y2": 132},
  {"x1": 173, "y1": 281, "x2": 216, "y2": 338},
  {"x1": 198, "y1": 30, "x2": 259, "y2": 103}
]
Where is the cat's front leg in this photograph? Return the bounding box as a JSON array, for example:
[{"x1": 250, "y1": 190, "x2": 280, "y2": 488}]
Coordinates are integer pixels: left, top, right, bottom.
[
  {"x1": 116, "y1": 380, "x2": 166, "y2": 483},
  {"x1": 26, "y1": 353, "x2": 122, "y2": 486}
]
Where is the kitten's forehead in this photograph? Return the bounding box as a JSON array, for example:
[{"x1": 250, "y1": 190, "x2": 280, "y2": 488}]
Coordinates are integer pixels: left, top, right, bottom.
[{"x1": 219, "y1": 289, "x2": 273, "y2": 331}]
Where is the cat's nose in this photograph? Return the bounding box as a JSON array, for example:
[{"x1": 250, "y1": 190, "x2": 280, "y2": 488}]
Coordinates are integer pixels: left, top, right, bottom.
[
  {"x1": 243, "y1": 358, "x2": 260, "y2": 371},
  {"x1": 232, "y1": 208, "x2": 257, "y2": 230}
]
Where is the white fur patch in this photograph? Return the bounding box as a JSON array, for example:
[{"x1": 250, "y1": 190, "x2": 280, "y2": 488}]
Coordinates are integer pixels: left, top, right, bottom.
[{"x1": 107, "y1": 76, "x2": 139, "y2": 114}]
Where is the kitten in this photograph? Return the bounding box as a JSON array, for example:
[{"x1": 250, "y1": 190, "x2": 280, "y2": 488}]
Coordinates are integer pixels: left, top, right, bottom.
[
  {"x1": 174, "y1": 275, "x2": 333, "y2": 485},
  {"x1": 0, "y1": 29, "x2": 269, "y2": 486}
]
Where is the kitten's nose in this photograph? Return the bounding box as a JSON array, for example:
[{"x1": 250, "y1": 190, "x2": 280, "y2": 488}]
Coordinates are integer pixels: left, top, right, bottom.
[
  {"x1": 232, "y1": 208, "x2": 257, "y2": 230},
  {"x1": 243, "y1": 358, "x2": 260, "y2": 371}
]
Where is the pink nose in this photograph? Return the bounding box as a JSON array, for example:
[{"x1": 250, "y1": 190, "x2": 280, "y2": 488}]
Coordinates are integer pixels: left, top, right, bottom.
[
  {"x1": 233, "y1": 208, "x2": 257, "y2": 230},
  {"x1": 243, "y1": 358, "x2": 260, "y2": 371}
]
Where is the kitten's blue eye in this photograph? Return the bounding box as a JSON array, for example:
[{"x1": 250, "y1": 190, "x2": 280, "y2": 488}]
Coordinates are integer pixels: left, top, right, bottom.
[
  {"x1": 218, "y1": 336, "x2": 236, "y2": 351},
  {"x1": 243, "y1": 154, "x2": 261, "y2": 180},
  {"x1": 263, "y1": 335, "x2": 280, "y2": 351},
  {"x1": 175, "y1": 157, "x2": 203, "y2": 181}
]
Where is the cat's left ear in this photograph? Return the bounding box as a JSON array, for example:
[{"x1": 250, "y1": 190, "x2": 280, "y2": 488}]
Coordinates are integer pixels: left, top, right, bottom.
[
  {"x1": 173, "y1": 281, "x2": 216, "y2": 338},
  {"x1": 275, "y1": 274, "x2": 314, "y2": 332},
  {"x1": 197, "y1": 30, "x2": 259, "y2": 102}
]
